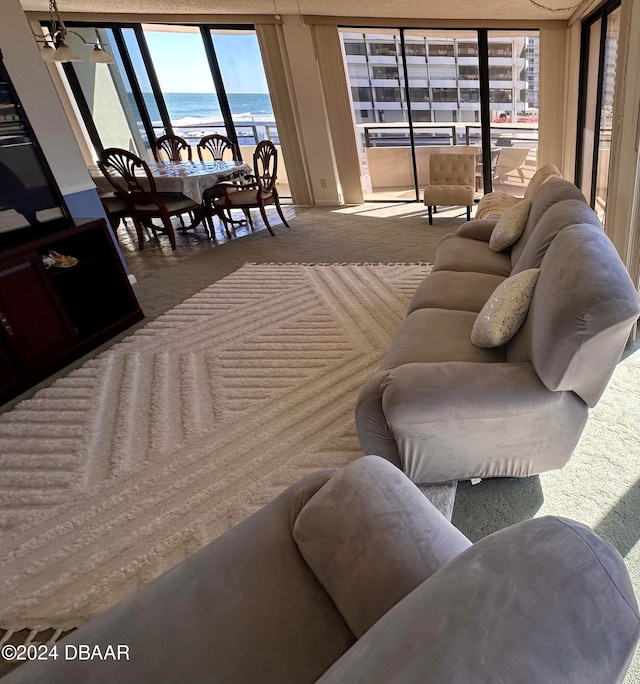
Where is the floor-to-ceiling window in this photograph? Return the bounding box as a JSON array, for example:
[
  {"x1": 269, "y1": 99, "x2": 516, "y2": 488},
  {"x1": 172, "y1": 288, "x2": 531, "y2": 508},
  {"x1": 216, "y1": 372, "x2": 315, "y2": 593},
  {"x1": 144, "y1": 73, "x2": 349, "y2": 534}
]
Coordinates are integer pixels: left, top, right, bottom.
[
  {"x1": 576, "y1": 0, "x2": 621, "y2": 224},
  {"x1": 487, "y1": 30, "x2": 540, "y2": 197},
  {"x1": 340, "y1": 27, "x2": 540, "y2": 202},
  {"x1": 59, "y1": 22, "x2": 290, "y2": 196}
]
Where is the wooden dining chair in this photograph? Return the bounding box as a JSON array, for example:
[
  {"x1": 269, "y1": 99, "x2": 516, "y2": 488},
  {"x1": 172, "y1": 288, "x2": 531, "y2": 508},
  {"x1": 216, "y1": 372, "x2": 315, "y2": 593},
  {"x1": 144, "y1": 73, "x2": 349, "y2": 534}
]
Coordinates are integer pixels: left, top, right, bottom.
[
  {"x1": 196, "y1": 134, "x2": 238, "y2": 162},
  {"x1": 152, "y1": 134, "x2": 192, "y2": 162},
  {"x1": 204, "y1": 140, "x2": 288, "y2": 237},
  {"x1": 98, "y1": 148, "x2": 204, "y2": 250}
]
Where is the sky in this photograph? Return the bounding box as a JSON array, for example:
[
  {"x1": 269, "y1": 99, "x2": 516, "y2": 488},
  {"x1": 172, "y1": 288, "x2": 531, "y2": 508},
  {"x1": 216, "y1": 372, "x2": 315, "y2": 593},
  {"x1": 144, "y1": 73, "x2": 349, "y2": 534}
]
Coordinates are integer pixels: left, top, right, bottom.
[{"x1": 124, "y1": 30, "x2": 269, "y2": 94}]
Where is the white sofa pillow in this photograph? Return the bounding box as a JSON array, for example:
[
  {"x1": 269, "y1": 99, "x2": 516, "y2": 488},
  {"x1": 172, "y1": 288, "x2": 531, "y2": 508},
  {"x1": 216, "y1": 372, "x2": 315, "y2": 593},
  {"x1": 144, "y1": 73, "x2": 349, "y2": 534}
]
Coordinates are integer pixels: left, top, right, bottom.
[
  {"x1": 489, "y1": 199, "x2": 532, "y2": 252},
  {"x1": 471, "y1": 268, "x2": 540, "y2": 348}
]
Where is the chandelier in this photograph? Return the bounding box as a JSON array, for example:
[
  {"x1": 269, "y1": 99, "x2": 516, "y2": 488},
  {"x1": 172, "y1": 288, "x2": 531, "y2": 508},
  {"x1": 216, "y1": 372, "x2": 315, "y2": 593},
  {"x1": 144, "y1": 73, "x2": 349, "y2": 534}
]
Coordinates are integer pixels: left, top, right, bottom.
[{"x1": 34, "y1": 0, "x2": 115, "y2": 64}]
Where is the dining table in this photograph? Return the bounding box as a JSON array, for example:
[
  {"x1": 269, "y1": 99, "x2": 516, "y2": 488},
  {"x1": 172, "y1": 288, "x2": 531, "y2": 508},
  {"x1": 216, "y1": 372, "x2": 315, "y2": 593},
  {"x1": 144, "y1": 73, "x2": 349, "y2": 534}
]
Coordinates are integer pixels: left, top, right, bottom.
[{"x1": 90, "y1": 158, "x2": 252, "y2": 203}]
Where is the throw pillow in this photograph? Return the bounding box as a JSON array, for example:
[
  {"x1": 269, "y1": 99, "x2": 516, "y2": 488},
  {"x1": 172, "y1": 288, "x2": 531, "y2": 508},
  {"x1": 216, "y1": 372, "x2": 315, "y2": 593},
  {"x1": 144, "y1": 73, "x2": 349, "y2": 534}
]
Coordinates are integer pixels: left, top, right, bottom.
[
  {"x1": 471, "y1": 268, "x2": 540, "y2": 348},
  {"x1": 488, "y1": 199, "x2": 532, "y2": 252}
]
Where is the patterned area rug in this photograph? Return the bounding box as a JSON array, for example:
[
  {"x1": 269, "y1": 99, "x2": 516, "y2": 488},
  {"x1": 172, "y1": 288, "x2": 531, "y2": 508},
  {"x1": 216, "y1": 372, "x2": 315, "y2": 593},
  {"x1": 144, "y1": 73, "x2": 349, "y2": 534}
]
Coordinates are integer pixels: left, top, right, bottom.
[{"x1": 0, "y1": 263, "x2": 432, "y2": 631}]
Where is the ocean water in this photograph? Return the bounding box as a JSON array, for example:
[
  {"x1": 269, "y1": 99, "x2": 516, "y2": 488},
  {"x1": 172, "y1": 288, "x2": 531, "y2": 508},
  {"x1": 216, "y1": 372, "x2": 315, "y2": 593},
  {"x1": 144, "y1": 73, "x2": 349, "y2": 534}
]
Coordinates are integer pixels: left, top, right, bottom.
[{"x1": 140, "y1": 92, "x2": 274, "y2": 126}]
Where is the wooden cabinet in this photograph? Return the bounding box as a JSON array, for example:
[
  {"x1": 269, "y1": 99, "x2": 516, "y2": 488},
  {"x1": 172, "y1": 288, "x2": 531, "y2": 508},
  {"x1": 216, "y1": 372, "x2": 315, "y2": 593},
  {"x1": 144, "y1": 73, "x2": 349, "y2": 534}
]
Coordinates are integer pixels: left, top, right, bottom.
[
  {"x1": 0, "y1": 252, "x2": 76, "y2": 369},
  {"x1": 0, "y1": 54, "x2": 142, "y2": 405},
  {"x1": 0, "y1": 219, "x2": 144, "y2": 405}
]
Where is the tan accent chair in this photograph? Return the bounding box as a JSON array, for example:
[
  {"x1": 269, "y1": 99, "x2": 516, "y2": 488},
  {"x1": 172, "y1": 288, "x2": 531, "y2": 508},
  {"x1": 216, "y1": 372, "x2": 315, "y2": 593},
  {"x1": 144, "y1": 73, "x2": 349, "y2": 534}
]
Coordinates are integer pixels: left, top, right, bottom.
[
  {"x1": 423, "y1": 153, "x2": 476, "y2": 224},
  {"x1": 476, "y1": 162, "x2": 561, "y2": 219}
]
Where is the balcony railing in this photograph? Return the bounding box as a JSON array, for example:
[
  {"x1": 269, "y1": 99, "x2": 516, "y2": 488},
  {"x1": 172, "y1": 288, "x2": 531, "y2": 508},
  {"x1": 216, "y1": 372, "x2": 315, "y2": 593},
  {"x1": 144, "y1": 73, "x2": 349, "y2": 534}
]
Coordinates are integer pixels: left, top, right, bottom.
[{"x1": 357, "y1": 121, "x2": 538, "y2": 148}]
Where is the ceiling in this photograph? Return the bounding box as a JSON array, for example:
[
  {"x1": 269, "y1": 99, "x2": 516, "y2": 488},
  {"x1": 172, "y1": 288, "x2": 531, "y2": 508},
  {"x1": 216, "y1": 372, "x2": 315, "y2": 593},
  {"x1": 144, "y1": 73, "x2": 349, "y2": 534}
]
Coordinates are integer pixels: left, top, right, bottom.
[{"x1": 21, "y1": 0, "x2": 586, "y2": 21}]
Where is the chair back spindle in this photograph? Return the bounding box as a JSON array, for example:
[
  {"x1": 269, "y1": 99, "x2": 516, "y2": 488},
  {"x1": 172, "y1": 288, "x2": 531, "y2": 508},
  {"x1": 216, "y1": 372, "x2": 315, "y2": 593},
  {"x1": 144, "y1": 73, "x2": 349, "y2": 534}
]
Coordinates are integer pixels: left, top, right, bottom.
[
  {"x1": 197, "y1": 134, "x2": 237, "y2": 162},
  {"x1": 253, "y1": 140, "x2": 278, "y2": 195},
  {"x1": 153, "y1": 134, "x2": 192, "y2": 162}
]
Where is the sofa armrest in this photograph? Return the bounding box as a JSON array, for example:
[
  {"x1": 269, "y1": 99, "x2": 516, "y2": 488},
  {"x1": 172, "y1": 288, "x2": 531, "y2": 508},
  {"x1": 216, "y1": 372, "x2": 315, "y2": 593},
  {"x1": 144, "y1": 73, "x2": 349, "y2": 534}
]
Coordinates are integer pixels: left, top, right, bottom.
[
  {"x1": 294, "y1": 456, "x2": 470, "y2": 638},
  {"x1": 456, "y1": 219, "x2": 498, "y2": 241},
  {"x1": 317, "y1": 517, "x2": 640, "y2": 684},
  {"x1": 476, "y1": 192, "x2": 521, "y2": 219},
  {"x1": 379, "y1": 361, "x2": 588, "y2": 483}
]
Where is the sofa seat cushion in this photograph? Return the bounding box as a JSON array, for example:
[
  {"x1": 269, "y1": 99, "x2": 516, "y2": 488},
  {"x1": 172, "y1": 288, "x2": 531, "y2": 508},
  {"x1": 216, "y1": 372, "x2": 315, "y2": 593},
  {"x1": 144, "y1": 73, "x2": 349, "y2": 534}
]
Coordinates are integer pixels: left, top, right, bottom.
[
  {"x1": 407, "y1": 271, "x2": 505, "y2": 314},
  {"x1": 293, "y1": 456, "x2": 471, "y2": 639},
  {"x1": 433, "y1": 234, "x2": 512, "y2": 276},
  {"x1": 424, "y1": 184, "x2": 475, "y2": 206},
  {"x1": 380, "y1": 309, "x2": 506, "y2": 371}
]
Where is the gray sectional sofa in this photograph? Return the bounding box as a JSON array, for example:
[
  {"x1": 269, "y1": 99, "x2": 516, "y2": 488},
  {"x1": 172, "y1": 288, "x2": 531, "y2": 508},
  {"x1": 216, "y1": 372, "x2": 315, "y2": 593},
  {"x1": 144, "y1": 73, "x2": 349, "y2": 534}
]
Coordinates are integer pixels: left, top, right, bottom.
[
  {"x1": 356, "y1": 178, "x2": 640, "y2": 484},
  {"x1": 4, "y1": 456, "x2": 639, "y2": 684}
]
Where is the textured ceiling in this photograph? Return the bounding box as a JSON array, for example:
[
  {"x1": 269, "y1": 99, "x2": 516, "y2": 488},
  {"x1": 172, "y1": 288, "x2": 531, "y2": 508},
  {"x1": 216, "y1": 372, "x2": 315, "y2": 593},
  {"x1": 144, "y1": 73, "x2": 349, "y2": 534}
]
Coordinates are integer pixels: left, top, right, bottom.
[{"x1": 20, "y1": 0, "x2": 582, "y2": 20}]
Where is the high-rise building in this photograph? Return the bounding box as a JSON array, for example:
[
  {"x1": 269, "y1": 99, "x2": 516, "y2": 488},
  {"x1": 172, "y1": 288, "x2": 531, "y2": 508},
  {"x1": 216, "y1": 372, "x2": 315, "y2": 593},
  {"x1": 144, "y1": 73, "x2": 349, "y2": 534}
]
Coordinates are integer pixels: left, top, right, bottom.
[{"x1": 341, "y1": 32, "x2": 540, "y2": 126}]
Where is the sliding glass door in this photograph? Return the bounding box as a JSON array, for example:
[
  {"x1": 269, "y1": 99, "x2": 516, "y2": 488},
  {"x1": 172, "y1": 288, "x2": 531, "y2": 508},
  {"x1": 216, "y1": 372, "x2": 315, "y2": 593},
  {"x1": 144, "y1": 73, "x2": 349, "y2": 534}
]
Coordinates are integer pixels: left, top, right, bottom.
[
  {"x1": 340, "y1": 26, "x2": 540, "y2": 203},
  {"x1": 576, "y1": 0, "x2": 621, "y2": 224}
]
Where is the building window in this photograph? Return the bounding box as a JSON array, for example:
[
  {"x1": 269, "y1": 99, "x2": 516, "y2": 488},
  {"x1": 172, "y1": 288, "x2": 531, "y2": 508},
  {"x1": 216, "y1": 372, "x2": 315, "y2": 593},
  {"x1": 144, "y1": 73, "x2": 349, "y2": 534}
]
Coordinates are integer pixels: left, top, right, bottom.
[
  {"x1": 371, "y1": 66, "x2": 399, "y2": 80},
  {"x1": 460, "y1": 88, "x2": 480, "y2": 103},
  {"x1": 369, "y1": 42, "x2": 397, "y2": 57},
  {"x1": 489, "y1": 88, "x2": 513, "y2": 103},
  {"x1": 458, "y1": 42, "x2": 478, "y2": 57},
  {"x1": 408, "y1": 87, "x2": 430, "y2": 102},
  {"x1": 344, "y1": 42, "x2": 367, "y2": 56},
  {"x1": 459, "y1": 65, "x2": 479, "y2": 80},
  {"x1": 374, "y1": 87, "x2": 402, "y2": 102},
  {"x1": 351, "y1": 86, "x2": 373, "y2": 102},
  {"x1": 405, "y1": 43, "x2": 426, "y2": 57},
  {"x1": 412, "y1": 110, "x2": 432, "y2": 122},
  {"x1": 428, "y1": 44, "x2": 455, "y2": 57},
  {"x1": 432, "y1": 88, "x2": 458, "y2": 102},
  {"x1": 488, "y1": 66, "x2": 513, "y2": 81},
  {"x1": 488, "y1": 43, "x2": 513, "y2": 58}
]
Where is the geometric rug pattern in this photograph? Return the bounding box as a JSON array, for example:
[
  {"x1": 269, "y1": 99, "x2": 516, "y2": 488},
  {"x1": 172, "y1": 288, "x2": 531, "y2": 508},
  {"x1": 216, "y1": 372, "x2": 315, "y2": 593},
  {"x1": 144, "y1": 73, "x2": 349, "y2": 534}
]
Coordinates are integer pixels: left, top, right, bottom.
[{"x1": 0, "y1": 263, "x2": 430, "y2": 630}]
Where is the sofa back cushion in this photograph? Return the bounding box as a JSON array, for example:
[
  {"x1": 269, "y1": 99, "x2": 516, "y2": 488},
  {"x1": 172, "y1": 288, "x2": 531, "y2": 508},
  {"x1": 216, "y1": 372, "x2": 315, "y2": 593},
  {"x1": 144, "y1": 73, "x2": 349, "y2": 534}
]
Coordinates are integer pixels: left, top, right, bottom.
[
  {"x1": 508, "y1": 224, "x2": 640, "y2": 407},
  {"x1": 317, "y1": 517, "x2": 640, "y2": 684},
  {"x1": 511, "y1": 199, "x2": 602, "y2": 274},
  {"x1": 522, "y1": 162, "x2": 562, "y2": 200},
  {"x1": 293, "y1": 456, "x2": 471, "y2": 638},
  {"x1": 510, "y1": 178, "x2": 586, "y2": 267}
]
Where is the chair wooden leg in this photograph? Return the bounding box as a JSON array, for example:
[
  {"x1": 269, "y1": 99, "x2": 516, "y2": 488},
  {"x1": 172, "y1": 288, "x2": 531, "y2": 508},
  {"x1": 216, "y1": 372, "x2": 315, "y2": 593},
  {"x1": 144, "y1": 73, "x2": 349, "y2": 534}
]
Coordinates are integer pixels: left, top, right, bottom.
[
  {"x1": 466, "y1": 206, "x2": 471, "y2": 221},
  {"x1": 427, "y1": 206, "x2": 433, "y2": 225},
  {"x1": 217, "y1": 208, "x2": 233, "y2": 240},
  {"x1": 242, "y1": 208, "x2": 254, "y2": 229},
  {"x1": 274, "y1": 198, "x2": 289, "y2": 227},
  {"x1": 258, "y1": 203, "x2": 275, "y2": 236},
  {"x1": 160, "y1": 211, "x2": 177, "y2": 250},
  {"x1": 132, "y1": 217, "x2": 145, "y2": 250}
]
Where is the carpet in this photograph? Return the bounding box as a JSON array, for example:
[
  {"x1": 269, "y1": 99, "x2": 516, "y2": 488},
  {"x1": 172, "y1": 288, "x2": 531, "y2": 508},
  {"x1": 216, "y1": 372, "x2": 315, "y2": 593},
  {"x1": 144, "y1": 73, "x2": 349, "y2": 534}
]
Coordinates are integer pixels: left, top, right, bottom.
[{"x1": 0, "y1": 262, "x2": 434, "y2": 631}]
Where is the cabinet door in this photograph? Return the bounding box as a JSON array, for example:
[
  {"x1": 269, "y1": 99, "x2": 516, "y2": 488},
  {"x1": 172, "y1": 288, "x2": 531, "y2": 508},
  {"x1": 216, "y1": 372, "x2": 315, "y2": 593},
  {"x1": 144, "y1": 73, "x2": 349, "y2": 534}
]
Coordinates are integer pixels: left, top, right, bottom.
[
  {"x1": 0, "y1": 338, "x2": 21, "y2": 391},
  {"x1": 0, "y1": 253, "x2": 75, "y2": 371}
]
